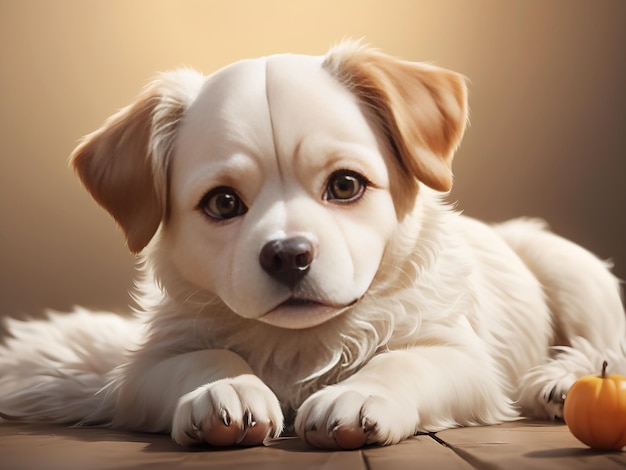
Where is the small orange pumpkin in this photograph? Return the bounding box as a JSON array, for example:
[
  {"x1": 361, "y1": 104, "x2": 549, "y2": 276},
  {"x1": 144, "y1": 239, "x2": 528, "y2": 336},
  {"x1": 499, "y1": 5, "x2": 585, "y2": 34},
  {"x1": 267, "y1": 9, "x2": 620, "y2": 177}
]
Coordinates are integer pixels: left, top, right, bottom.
[{"x1": 563, "y1": 361, "x2": 626, "y2": 450}]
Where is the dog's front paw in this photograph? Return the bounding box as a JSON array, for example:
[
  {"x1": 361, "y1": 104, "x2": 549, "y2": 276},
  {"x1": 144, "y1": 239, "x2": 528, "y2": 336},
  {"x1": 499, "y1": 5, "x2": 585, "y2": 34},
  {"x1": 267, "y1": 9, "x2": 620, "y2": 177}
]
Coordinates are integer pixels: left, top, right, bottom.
[
  {"x1": 295, "y1": 386, "x2": 418, "y2": 449},
  {"x1": 171, "y1": 374, "x2": 283, "y2": 447}
]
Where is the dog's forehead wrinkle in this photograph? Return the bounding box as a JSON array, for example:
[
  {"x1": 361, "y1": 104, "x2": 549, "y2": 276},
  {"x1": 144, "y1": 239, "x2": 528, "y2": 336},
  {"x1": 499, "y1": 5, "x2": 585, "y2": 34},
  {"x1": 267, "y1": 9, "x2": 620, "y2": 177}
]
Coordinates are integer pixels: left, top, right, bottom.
[
  {"x1": 264, "y1": 54, "x2": 370, "y2": 159},
  {"x1": 263, "y1": 56, "x2": 283, "y2": 182}
]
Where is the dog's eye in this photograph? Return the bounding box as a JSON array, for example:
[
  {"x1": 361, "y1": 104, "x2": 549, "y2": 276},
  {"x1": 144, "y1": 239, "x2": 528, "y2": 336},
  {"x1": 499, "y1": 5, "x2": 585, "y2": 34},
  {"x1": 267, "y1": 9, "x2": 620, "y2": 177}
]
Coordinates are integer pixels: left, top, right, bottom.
[
  {"x1": 325, "y1": 170, "x2": 367, "y2": 203},
  {"x1": 199, "y1": 187, "x2": 248, "y2": 220}
]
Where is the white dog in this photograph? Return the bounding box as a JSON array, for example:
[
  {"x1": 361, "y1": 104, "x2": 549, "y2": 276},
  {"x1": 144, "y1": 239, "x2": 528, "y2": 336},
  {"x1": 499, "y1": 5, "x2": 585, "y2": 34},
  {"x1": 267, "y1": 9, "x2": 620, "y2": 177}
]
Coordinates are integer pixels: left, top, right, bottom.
[{"x1": 1, "y1": 42, "x2": 625, "y2": 449}]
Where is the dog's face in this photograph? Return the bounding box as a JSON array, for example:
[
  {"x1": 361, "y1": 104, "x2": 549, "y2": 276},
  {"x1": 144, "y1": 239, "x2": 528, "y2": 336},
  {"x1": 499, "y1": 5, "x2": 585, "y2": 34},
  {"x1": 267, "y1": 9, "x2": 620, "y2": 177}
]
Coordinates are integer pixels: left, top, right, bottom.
[
  {"x1": 71, "y1": 42, "x2": 468, "y2": 329},
  {"x1": 165, "y1": 55, "x2": 401, "y2": 328}
]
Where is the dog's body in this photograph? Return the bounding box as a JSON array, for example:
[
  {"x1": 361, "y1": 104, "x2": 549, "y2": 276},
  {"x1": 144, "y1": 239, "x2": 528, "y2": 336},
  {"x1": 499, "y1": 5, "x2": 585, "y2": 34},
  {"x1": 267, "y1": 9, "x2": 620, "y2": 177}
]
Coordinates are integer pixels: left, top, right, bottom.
[{"x1": 1, "y1": 42, "x2": 625, "y2": 449}]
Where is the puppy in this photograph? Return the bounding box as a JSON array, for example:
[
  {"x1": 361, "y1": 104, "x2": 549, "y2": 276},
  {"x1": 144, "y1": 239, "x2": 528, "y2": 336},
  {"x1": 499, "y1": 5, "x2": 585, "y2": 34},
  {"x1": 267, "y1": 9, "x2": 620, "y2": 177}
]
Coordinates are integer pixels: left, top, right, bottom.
[{"x1": 1, "y1": 41, "x2": 625, "y2": 450}]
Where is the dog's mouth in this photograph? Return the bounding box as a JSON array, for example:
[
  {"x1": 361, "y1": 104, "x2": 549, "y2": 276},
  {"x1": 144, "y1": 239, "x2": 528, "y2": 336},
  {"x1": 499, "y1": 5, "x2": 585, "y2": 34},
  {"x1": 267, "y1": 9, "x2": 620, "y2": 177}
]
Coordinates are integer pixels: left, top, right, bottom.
[{"x1": 258, "y1": 297, "x2": 353, "y2": 329}]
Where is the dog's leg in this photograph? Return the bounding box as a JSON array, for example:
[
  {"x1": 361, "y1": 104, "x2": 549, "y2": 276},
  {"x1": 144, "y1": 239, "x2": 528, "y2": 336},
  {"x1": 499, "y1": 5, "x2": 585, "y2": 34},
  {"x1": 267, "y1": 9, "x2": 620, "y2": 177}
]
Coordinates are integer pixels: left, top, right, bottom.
[
  {"x1": 517, "y1": 337, "x2": 626, "y2": 420},
  {"x1": 111, "y1": 349, "x2": 283, "y2": 447},
  {"x1": 495, "y1": 218, "x2": 626, "y2": 419},
  {"x1": 295, "y1": 338, "x2": 516, "y2": 449}
]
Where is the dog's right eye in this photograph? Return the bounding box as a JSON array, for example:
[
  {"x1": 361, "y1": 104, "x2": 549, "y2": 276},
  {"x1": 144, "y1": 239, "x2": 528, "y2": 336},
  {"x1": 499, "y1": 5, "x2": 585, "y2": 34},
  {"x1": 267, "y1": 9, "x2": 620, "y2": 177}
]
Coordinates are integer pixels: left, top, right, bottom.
[
  {"x1": 199, "y1": 187, "x2": 248, "y2": 221},
  {"x1": 325, "y1": 170, "x2": 368, "y2": 203}
]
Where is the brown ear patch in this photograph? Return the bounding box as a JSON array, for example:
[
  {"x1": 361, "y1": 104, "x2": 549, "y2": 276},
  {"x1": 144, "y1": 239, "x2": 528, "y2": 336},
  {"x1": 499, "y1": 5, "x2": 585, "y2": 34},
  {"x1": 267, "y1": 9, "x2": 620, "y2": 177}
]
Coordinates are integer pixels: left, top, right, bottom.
[
  {"x1": 70, "y1": 69, "x2": 205, "y2": 253},
  {"x1": 323, "y1": 42, "x2": 468, "y2": 192}
]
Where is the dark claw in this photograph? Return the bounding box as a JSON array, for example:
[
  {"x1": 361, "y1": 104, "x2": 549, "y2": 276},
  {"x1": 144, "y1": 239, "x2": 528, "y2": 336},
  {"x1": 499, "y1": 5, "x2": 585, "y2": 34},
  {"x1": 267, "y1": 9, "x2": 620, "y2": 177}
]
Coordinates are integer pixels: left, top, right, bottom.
[
  {"x1": 220, "y1": 409, "x2": 231, "y2": 427},
  {"x1": 245, "y1": 409, "x2": 256, "y2": 428},
  {"x1": 358, "y1": 402, "x2": 376, "y2": 435},
  {"x1": 236, "y1": 411, "x2": 252, "y2": 445},
  {"x1": 361, "y1": 416, "x2": 376, "y2": 434}
]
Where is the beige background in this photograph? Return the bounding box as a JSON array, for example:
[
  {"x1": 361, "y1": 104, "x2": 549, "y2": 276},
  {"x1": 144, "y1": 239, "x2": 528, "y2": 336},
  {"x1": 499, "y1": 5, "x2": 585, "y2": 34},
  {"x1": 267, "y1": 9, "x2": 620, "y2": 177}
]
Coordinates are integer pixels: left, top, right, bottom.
[{"x1": 1, "y1": 0, "x2": 625, "y2": 317}]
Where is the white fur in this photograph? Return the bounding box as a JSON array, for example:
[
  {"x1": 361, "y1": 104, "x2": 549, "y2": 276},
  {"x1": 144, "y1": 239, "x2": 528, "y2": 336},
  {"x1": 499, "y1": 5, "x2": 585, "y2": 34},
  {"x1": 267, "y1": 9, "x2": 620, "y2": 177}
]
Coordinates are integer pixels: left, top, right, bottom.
[{"x1": 1, "y1": 43, "x2": 625, "y2": 449}]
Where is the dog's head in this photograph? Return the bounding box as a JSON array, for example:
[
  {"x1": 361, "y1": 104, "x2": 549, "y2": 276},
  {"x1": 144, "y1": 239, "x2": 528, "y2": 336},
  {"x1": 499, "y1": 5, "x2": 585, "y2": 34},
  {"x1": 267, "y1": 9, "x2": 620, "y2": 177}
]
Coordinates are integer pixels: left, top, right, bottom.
[{"x1": 71, "y1": 42, "x2": 467, "y2": 329}]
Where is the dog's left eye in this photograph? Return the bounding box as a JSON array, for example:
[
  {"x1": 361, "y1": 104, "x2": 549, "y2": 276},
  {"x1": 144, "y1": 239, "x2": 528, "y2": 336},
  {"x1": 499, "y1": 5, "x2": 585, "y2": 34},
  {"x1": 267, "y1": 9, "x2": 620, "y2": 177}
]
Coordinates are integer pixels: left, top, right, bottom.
[
  {"x1": 199, "y1": 187, "x2": 248, "y2": 221},
  {"x1": 325, "y1": 170, "x2": 368, "y2": 203}
]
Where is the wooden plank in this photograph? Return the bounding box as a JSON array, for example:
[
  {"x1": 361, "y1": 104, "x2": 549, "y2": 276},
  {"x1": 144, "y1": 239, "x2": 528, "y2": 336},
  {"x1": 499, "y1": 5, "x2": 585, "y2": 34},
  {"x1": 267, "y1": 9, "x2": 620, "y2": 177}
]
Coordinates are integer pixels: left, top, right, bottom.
[
  {"x1": 363, "y1": 434, "x2": 474, "y2": 470},
  {"x1": 435, "y1": 421, "x2": 626, "y2": 470},
  {"x1": 260, "y1": 436, "x2": 369, "y2": 470},
  {"x1": 0, "y1": 423, "x2": 169, "y2": 470},
  {"x1": 0, "y1": 423, "x2": 369, "y2": 470}
]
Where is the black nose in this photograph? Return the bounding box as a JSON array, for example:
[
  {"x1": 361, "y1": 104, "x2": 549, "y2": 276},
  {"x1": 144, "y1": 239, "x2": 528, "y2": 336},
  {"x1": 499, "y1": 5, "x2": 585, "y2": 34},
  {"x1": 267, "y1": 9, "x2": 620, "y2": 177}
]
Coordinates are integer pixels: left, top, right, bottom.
[{"x1": 259, "y1": 236, "x2": 315, "y2": 288}]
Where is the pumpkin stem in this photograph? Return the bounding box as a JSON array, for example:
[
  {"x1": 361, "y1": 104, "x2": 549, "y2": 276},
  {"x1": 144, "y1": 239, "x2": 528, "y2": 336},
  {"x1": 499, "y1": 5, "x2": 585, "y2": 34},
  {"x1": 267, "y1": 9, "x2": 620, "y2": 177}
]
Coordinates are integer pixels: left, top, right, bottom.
[{"x1": 601, "y1": 360, "x2": 608, "y2": 378}]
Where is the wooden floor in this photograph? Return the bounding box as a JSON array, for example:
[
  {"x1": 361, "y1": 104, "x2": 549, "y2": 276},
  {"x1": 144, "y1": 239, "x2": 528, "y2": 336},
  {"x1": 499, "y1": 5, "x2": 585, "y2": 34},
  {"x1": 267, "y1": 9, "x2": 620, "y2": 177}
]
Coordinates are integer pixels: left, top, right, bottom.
[{"x1": 1, "y1": 421, "x2": 624, "y2": 469}]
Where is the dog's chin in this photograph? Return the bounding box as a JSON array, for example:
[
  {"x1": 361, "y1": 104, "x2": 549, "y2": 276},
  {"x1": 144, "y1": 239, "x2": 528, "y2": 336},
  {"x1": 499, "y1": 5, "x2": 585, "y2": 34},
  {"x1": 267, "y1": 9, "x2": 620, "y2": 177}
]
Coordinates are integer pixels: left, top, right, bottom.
[{"x1": 257, "y1": 298, "x2": 354, "y2": 330}]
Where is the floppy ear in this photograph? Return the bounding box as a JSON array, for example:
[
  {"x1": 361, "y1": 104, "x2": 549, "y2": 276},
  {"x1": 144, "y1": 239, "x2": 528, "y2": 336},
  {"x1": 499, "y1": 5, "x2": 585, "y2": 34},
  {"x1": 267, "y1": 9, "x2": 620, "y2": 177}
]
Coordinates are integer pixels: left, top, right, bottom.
[
  {"x1": 323, "y1": 42, "x2": 468, "y2": 192},
  {"x1": 70, "y1": 69, "x2": 205, "y2": 253}
]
